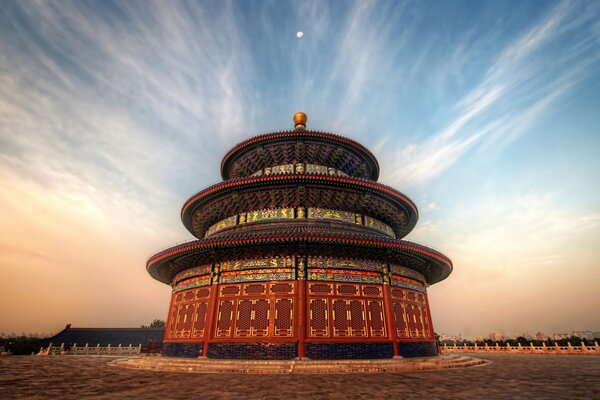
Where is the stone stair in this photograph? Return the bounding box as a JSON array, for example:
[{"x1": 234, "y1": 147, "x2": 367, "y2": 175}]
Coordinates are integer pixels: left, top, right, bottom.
[{"x1": 111, "y1": 354, "x2": 488, "y2": 374}]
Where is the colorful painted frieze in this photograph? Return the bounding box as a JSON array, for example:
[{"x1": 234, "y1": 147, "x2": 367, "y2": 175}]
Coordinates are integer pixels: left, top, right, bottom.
[
  {"x1": 307, "y1": 207, "x2": 356, "y2": 223},
  {"x1": 246, "y1": 208, "x2": 295, "y2": 223},
  {"x1": 173, "y1": 275, "x2": 212, "y2": 292},
  {"x1": 173, "y1": 264, "x2": 213, "y2": 284},
  {"x1": 220, "y1": 268, "x2": 295, "y2": 283},
  {"x1": 364, "y1": 215, "x2": 395, "y2": 238},
  {"x1": 390, "y1": 275, "x2": 426, "y2": 292},
  {"x1": 206, "y1": 215, "x2": 238, "y2": 236},
  {"x1": 305, "y1": 163, "x2": 329, "y2": 175},
  {"x1": 296, "y1": 207, "x2": 306, "y2": 218},
  {"x1": 307, "y1": 257, "x2": 385, "y2": 272},
  {"x1": 389, "y1": 265, "x2": 426, "y2": 283},
  {"x1": 271, "y1": 164, "x2": 294, "y2": 175},
  {"x1": 308, "y1": 268, "x2": 382, "y2": 284},
  {"x1": 248, "y1": 163, "x2": 353, "y2": 177},
  {"x1": 219, "y1": 257, "x2": 294, "y2": 272}
]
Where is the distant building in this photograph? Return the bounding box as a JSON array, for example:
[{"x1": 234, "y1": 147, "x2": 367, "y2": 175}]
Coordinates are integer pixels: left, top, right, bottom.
[
  {"x1": 44, "y1": 324, "x2": 164, "y2": 347},
  {"x1": 572, "y1": 331, "x2": 594, "y2": 340}
]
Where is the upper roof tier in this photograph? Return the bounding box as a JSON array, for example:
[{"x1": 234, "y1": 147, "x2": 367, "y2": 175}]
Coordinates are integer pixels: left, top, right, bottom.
[{"x1": 221, "y1": 119, "x2": 380, "y2": 181}]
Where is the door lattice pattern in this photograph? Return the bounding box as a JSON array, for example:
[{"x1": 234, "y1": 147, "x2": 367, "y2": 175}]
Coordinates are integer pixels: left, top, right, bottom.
[
  {"x1": 215, "y1": 282, "x2": 294, "y2": 338},
  {"x1": 166, "y1": 287, "x2": 212, "y2": 340},
  {"x1": 390, "y1": 287, "x2": 432, "y2": 339},
  {"x1": 308, "y1": 282, "x2": 385, "y2": 339}
]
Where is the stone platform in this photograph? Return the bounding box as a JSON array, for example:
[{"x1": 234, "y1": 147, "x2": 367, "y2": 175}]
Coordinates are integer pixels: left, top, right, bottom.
[{"x1": 112, "y1": 354, "x2": 488, "y2": 374}]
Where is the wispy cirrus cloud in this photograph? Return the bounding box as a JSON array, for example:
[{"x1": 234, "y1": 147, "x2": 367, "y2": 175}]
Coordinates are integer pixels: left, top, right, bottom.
[
  {"x1": 0, "y1": 1, "x2": 259, "y2": 332},
  {"x1": 380, "y1": 1, "x2": 600, "y2": 186},
  {"x1": 0, "y1": 1, "x2": 257, "y2": 203}
]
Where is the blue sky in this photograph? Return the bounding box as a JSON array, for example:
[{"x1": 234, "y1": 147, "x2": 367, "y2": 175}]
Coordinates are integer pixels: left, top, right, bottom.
[{"x1": 0, "y1": 0, "x2": 598, "y2": 337}]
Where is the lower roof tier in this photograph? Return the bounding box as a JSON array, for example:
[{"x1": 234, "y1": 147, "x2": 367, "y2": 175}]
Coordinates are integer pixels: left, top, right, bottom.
[{"x1": 147, "y1": 224, "x2": 452, "y2": 286}]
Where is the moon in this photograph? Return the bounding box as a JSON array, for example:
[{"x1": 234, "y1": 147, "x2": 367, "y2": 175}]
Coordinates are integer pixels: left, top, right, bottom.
[{"x1": 296, "y1": 31, "x2": 304, "y2": 38}]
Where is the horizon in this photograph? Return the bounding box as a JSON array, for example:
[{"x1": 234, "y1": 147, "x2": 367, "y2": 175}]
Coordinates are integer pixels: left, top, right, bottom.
[{"x1": 0, "y1": 0, "x2": 599, "y2": 337}]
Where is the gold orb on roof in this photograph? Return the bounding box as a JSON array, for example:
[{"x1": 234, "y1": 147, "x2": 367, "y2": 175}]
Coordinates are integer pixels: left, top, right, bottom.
[{"x1": 293, "y1": 112, "x2": 307, "y2": 129}]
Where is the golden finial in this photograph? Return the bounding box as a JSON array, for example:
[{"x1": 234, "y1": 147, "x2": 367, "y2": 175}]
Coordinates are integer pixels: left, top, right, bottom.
[{"x1": 294, "y1": 112, "x2": 307, "y2": 130}]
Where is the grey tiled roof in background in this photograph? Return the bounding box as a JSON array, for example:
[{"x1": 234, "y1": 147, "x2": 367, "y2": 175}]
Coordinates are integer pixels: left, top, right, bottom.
[{"x1": 45, "y1": 325, "x2": 164, "y2": 346}]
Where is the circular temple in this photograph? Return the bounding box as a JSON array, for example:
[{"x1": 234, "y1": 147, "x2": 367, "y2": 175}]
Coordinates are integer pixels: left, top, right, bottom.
[{"x1": 149, "y1": 114, "x2": 452, "y2": 360}]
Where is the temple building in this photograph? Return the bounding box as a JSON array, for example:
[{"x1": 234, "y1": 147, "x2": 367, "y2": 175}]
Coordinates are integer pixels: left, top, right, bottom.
[{"x1": 147, "y1": 113, "x2": 452, "y2": 359}]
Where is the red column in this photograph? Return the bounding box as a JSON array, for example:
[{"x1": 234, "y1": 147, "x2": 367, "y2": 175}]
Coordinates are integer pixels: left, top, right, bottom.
[
  {"x1": 202, "y1": 263, "x2": 220, "y2": 357},
  {"x1": 296, "y1": 257, "x2": 307, "y2": 358},
  {"x1": 382, "y1": 265, "x2": 399, "y2": 356}
]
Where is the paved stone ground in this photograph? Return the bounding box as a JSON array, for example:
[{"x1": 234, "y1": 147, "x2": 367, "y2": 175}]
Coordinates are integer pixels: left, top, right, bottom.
[{"x1": 0, "y1": 353, "x2": 598, "y2": 399}]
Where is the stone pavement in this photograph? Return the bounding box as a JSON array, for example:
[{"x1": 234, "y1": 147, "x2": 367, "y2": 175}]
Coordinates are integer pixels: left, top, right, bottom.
[{"x1": 0, "y1": 353, "x2": 598, "y2": 399}]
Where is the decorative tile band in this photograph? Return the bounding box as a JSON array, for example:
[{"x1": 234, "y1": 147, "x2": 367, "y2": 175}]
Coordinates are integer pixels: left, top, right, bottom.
[
  {"x1": 307, "y1": 207, "x2": 357, "y2": 224},
  {"x1": 389, "y1": 265, "x2": 426, "y2": 283},
  {"x1": 390, "y1": 275, "x2": 426, "y2": 292},
  {"x1": 173, "y1": 275, "x2": 212, "y2": 292},
  {"x1": 171, "y1": 258, "x2": 426, "y2": 288},
  {"x1": 220, "y1": 268, "x2": 295, "y2": 283},
  {"x1": 206, "y1": 215, "x2": 237, "y2": 236},
  {"x1": 250, "y1": 163, "x2": 349, "y2": 178},
  {"x1": 364, "y1": 215, "x2": 395, "y2": 237},
  {"x1": 219, "y1": 257, "x2": 294, "y2": 272},
  {"x1": 246, "y1": 208, "x2": 294, "y2": 223},
  {"x1": 206, "y1": 207, "x2": 395, "y2": 238},
  {"x1": 308, "y1": 268, "x2": 382, "y2": 284},
  {"x1": 307, "y1": 257, "x2": 385, "y2": 272},
  {"x1": 173, "y1": 264, "x2": 212, "y2": 284}
]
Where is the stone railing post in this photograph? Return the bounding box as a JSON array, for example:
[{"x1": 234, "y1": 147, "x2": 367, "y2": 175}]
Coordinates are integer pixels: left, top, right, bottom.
[
  {"x1": 107, "y1": 344, "x2": 111, "y2": 355},
  {"x1": 444, "y1": 343, "x2": 448, "y2": 352},
  {"x1": 506, "y1": 343, "x2": 511, "y2": 353},
  {"x1": 555, "y1": 343, "x2": 560, "y2": 354},
  {"x1": 495, "y1": 342, "x2": 500, "y2": 352},
  {"x1": 567, "y1": 342, "x2": 573, "y2": 354},
  {"x1": 594, "y1": 341, "x2": 599, "y2": 354}
]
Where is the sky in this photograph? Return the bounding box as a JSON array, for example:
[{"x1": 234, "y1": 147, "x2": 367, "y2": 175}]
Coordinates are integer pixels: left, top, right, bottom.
[{"x1": 0, "y1": 0, "x2": 599, "y2": 338}]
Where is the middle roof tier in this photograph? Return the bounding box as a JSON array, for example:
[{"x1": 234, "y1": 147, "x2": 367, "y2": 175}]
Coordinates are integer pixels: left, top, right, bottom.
[{"x1": 181, "y1": 173, "x2": 419, "y2": 239}]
